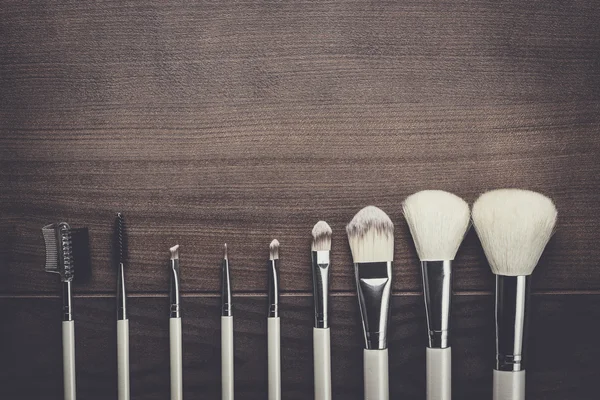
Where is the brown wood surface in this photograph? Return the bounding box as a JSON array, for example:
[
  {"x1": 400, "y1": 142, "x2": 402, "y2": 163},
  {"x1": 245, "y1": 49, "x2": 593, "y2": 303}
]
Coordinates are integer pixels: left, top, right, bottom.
[{"x1": 1, "y1": 0, "x2": 600, "y2": 398}]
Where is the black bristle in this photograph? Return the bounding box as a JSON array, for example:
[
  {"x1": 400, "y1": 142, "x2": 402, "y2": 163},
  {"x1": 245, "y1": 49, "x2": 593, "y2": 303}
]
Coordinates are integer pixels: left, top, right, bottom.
[
  {"x1": 115, "y1": 212, "x2": 127, "y2": 266},
  {"x1": 71, "y1": 228, "x2": 91, "y2": 283}
]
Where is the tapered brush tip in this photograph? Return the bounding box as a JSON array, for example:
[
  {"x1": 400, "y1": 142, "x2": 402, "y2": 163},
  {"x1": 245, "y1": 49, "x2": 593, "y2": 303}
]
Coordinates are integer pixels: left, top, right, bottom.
[
  {"x1": 472, "y1": 189, "x2": 557, "y2": 276},
  {"x1": 402, "y1": 190, "x2": 471, "y2": 261},
  {"x1": 170, "y1": 244, "x2": 180, "y2": 260},
  {"x1": 269, "y1": 239, "x2": 280, "y2": 260},
  {"x1": 223, "y1": 243, "x2": 228, "y2": 260},
  {"x1": 346, "y1": 206, "x2": 394, "y2": 263},
  {"x1": 311, "y1": 221, "x2": 332, "y2": 251}
]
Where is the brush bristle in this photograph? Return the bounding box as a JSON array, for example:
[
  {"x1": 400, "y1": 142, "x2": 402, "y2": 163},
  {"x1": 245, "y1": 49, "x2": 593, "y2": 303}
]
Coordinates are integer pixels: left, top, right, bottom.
[
  {"x1": 472, "y1": 189, "x2": 557, "y2": 276},
  {"x1": 42, "y1": 224, "x2": 59, "y2": 273},
  {"x1": 58, "y1": 222, "x2": 74, "y2": 281},
  {"x1": 223, "y1": 243, "x2": 228, "y2": 260},
  {"x1": 312, "y1": 221, "x2": 332, "y2": 251},
  {"x1": 402, "y1": 190, "x2": 471, "y2": 261},
  {"x1": 269, "y1": 239, "x2": 280, "y2": 260},
  {"x1": 115, "y1": 213, "x2": 127, "y2": 265},
  {"x1": 346, "y1": 206, "x2": 394, "y2": 263},
  {"x1": 170, "y1": 245, "x2": 180, "y2": 260}
]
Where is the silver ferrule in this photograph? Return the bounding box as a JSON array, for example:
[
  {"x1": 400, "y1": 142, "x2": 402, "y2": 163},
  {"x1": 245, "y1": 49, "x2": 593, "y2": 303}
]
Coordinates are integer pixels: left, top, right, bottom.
[
  {"x1": 354, "y1": 261, "x2": 392, "y2": 350},
  {"x1": 267, "y1": 259, "x2": 280, "y2": 318},
  {"x1": 116, "y1": 262, "x2": 127, "y2": 320},
  {"x1": 495, "y1": 275, "x2": 531, "y2": 372},
  {"x1": 62, "y1": 280, "x2": 73, "y2": 321},
  {"x1": 169, "y1": 259, "x2": 181, "y2": 318},
  {"x1": 421, "y1": 260, "x2": 452, "y2": 348},
  {"x1": 221, "y1": 258, "x2": 232, "y2": 317},
  {"x1": 311, "y1": 250, "x2": 330, "y2": 329}
]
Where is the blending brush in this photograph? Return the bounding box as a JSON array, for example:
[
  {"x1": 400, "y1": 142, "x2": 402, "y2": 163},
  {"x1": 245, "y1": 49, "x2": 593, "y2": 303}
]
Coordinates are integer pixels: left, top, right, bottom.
[
  {"x1": 472, "y1": 189, "x2": 557, "y2": 400},
  {"x1": 267, "y1": 239, "x2": 281, "y2": 400},
  {"x1": 402, "y1": 190, "x2": 471, "y2": 400},
  {"x1": 221, "y1": 244, "x2": 234, "y2": 400},
  {"x1": 346, "y1": 206, "x2": 394, "y2": 400},
  {"x1": 311, "y1": 221, "x2": 333, "y2": 400},
  {"x1": 169, "y1": 245, "x2": 183, "y2": 400},
  {"x1": 42, "y1": 222, "x2": 89, "y2": 400},
  {"x1": 114, "y1": 213, "x2": 130, "y2": 400}
]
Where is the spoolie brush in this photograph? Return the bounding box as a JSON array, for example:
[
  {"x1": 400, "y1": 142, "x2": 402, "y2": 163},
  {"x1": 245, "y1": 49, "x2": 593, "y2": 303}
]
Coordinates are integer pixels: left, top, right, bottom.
[
  {"x1": 311, "y1": 221, "x2": 332, "y2": 400},
  {"x1": 402, "y1": 190, "x2": 471, "y2": 400},
  {"x1": 472, "y1": 189, "x2": 557, "y2": 400},
  {"x1": 114, "y1": 213, "x2": 130, "y2": 400},
  {"x1": 346, "y1": 206, "x2": 394, "y2": 400}
]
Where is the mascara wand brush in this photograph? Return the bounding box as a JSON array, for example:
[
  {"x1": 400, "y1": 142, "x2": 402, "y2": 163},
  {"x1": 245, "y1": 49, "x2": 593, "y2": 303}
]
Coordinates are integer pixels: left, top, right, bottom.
[
  {"x1": 267, "y1": 239, "x2": 281, "y2": 400},
  {"x1": 346, "y1": 206, "x2": 394, "y2": 400},
  {"x1": 115, "y1": 213, "x2": 130, "y2": 400},
  {"x1": 402, "y1": 191, "x2": 471, "y2": 400},
  {"x1": 169, "y1": 245, "x2": 183, "y2": 400},
  {"x1": 472, "y1": 189, "x2": 557, "y2": 400},
  {"x1": 221, "y1": 244, "x2": 234, "y2": 400},
  {"x1": 311, "y1": 221, "x2": 332, "y2": 400}
]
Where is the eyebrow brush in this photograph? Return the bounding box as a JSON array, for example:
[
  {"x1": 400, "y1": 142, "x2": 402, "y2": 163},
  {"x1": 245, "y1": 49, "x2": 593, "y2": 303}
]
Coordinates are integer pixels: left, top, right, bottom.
[
  {"x1": 267, "y1": 239, "x2": 281, "y2": 400},
  {"x1": 114, "y1": 213, "x2": 130, "y2": 400},
  {"x1": 221, "y1": 244, "x2": 234, "y2": 400},
  {"x1": 169, "y1": 245, "x2": 183, "y2": 400}
]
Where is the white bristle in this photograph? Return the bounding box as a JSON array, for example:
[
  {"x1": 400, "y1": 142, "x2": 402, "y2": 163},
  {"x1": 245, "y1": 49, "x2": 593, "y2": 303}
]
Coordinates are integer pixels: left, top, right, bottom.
[
  {"x1": 270, "y1": 239, "x2": 280, "y2": 260},
  {"x1": 402, "y1": 190, "x2": 471, "y2": 261},
  {"x1": 472, "y1": 189, "x2": 557, "y2": 276},
  {"x1": 170, "y1": 245, "x2": 180, "y2": 260},
  {"x1": 311, "y1": 221, "x2": 332, "y2": 251},
  {"x1": 346, "y1": 206, "x2": 394, "y2": 263}
]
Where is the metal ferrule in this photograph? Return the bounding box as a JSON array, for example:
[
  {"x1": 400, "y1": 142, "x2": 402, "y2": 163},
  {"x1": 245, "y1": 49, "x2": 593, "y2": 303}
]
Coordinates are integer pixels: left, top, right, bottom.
[
  {"x1": 62, "y1": 281, "x2": 73, "y2": 321},
  {"x1": 116, "y1": 262, "x2": 127, "y2": 320},
  {"x1": 267, "y1": 259, "x2": 280, "y2": 318},
  {"x1": 495, "y1": 275, "x2": 531, "y2": 372},
  {"x1": 354, "y1": 262, "x2": 393, "y2": 350},
  {"x1": 221, "y1": 258, "x2": 232, "y2": 317},
  {"x1": 421, "y1": 260, "x2": 452, "y2": 348},
  {"x1": 169, "y1": 259, "x2": 181, "y2": 318},
  {"x1": 311, "y1": 250, "x2": 330, "y2": 329}
]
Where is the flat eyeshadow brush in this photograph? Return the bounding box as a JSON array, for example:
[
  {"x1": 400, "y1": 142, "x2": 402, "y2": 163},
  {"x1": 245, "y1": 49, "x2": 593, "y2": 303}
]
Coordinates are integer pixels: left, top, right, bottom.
[
  {"x1": 311, "y1": 221, "x2": 332, "y2": 400},
  {"x1": 267, "y1": 239, "x2": 281, "y2": 400},
  {"x1": 472, "y1": 189, "x2": 557, "y2": 400},
  {"x1": 114, "y1": 213, "x2": 130, "y2": 400},
  {"x1": 221, "y1": 244, "x2": 234, "y2": 400},
  {"x1": 169, "y1": 245, "x2": 183, "y2": 400}
]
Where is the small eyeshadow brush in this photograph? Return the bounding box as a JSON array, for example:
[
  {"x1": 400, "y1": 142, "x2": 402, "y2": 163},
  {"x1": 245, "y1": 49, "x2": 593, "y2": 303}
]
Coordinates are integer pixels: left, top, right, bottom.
[
  {"x1": 169, "y1": 245, "x2": 183, "y2": 400},
  {"x1": 221, "y1": 244, "x2": 234, "y2": 400}
]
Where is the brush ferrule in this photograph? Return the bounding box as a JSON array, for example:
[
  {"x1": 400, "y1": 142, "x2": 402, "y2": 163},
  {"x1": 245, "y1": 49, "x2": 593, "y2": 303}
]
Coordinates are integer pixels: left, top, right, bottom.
[
  {"x1": 267, "y1": 259, "x2": 280, "y2": 318},
  {"x1": 495, "y1": 275, "x2": 530, "y2": 372},
  {"x1": 62, "y1": 281, "x2": 73, "y2": 321},
  {"x1": 311, "y1": 250, "x2": 330, "y2": 328},
  {"x1": 169, "y1": 259, "x2": 181, "y2": 318},
  {"x1": 116, "y1": 262, "x2": 127, "y2": 320},
  {"x1": 421, "y1": 260, "x2": 452, "y2": 348},
  {"x1": 354, "y1": 262, "x2": 392, "y2": 350},
  {"x1": 221, "y1": 258, "x2": 232, "y2": 317}
]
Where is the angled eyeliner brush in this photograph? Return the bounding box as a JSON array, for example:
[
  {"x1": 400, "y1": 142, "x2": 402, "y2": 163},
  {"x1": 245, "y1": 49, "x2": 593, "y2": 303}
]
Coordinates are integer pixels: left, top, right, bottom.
[
  {"x1": 267, "y1": 239, "x2": 281, "y2": 400},
  {"x1": 221, "y1": 244, "x2": 234, "y2": 400},
  {"x1": 169, "y1": 245, "x2": 183, "y2": 400},
  {"x1": 115, "y1": 213, "x2": 130, "y2": 400}
]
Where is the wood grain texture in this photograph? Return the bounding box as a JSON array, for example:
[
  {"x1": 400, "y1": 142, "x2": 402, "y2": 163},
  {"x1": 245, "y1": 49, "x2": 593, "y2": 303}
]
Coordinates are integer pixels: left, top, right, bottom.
[{"x1": 1, "y1": 294, "x2": 599, "y2": 400}]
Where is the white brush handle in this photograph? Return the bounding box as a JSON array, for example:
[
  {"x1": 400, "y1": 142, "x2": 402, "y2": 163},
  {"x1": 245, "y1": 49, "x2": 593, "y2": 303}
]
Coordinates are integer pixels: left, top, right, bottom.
[
  {"x1": 363, "y1": 349, "x2": 389, "y2": 400},
  {"x1": 117, "y1": 319, "x2": 130, "y2": 400},
  {"x1": 426, "y1": 347, "x2": 451, "y2": 400},
  {"x1": 221, "y1": 316, "x2": 234, "y2": 400},
  {"x1": 313, "y1": 328, "x2": 332, "y2": 400},
  {"x1": 493, "y1": 370, "x2": 526, "y2": 400},
  {"x1": 268, "y1": 317, "x2": 281, "y2": 400},
  {"x1": 62, "y1": 320, "x2": 76, "y2": 400},
  {"x1": 170, "y1": 317, "x2": 183, "y2": 400}
]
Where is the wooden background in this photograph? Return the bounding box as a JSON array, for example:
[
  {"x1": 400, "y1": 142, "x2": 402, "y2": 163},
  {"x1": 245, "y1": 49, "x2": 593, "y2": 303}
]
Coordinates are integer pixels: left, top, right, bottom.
[{"x1": 1, "y1": 0, "x2": 599, "y2": 399}]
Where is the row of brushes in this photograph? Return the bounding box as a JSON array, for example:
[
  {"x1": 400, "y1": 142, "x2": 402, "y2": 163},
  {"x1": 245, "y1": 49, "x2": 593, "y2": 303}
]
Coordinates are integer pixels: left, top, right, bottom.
[{"x1": 42, "y1": 188, "x2": 557, "y2": 400}]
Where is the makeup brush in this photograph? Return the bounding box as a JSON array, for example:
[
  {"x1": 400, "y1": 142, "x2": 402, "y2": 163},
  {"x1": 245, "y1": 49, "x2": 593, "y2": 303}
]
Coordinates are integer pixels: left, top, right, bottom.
[
  {"x1": 169, "y1": 245, "x2": 183, "y2": 400},
  {"x1": 114, "y1": 213, "x2": 130, "y2": 400},
  {"x1": 346, "y1": 206, "x2": 394, "y2": 400},
  {"x1": 311, "y1": 221, "x2": 332, "y2": 400},
  {"x1": 267, "y1": 239, "x2": 281, "y2": 400},
  {"x1": 402, "y1": 190, "x2": 471, "y2": 400},
  {"x1": 221, "y1": 244, "x2": 234, "y2": 400},
  {"x1": 472, "y1": 189, "x2": 557, "y2": 400},
  {"x1": 42, "y1": 222, "x2": 89, "y2": 400}
]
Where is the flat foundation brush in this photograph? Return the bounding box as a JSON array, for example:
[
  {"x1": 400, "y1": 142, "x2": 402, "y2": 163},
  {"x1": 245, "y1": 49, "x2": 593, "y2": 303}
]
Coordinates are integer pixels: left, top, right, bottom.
[
  {"x1": 311, "y1": 221, "x2": 332, "y2": 400},
  {"x1": 169, "y1": 245, "x2": 183, "y2": 400},
  {"x1": 403, "y1": 190, "x2": 471, "y2": 400},
  {"x1": 221, "y1": 244, "x2": 234, "y2": 400},
  {"x1": 472, "y1": 189, "x2": 557, "y2": 400},
  {"x1": 114, "y1": 213, "x2": 130, "y2": 400},
  {"x1": 346, "y1": 206, "x2": 394, "y2": 400},
  {"x1": 267, "y1": 239, "x2": 281, "y2": 400}
]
